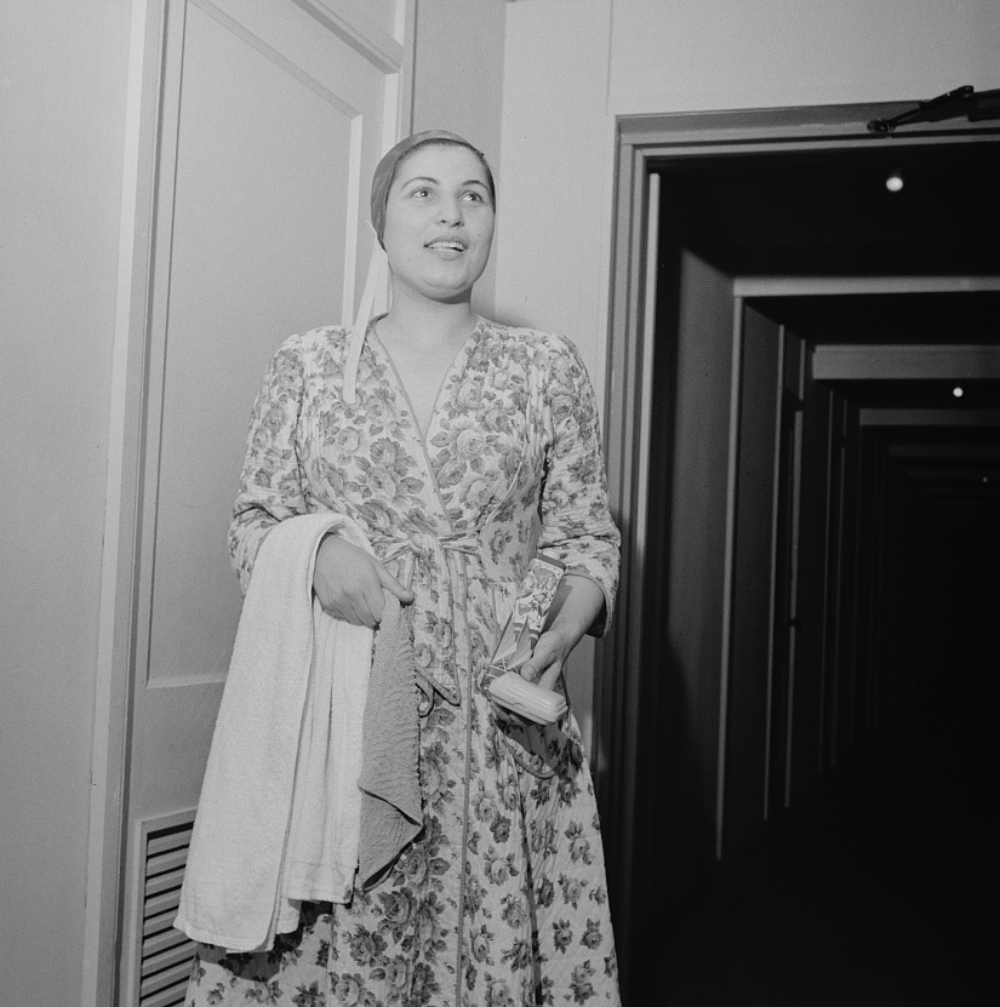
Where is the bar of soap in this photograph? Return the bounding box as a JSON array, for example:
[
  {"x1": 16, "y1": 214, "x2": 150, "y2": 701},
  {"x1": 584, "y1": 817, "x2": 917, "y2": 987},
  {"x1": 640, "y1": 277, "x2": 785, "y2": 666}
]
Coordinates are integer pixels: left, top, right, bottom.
[{"x1": 488, "y1": 672, "x2": 568, "y2": 724}]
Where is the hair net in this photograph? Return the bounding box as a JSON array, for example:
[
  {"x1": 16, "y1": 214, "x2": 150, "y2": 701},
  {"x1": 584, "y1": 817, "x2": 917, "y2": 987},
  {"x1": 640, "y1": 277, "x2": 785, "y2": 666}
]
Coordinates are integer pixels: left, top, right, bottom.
[{"x1": 369, "y1": 130, "x2": 495, "y2": 245}]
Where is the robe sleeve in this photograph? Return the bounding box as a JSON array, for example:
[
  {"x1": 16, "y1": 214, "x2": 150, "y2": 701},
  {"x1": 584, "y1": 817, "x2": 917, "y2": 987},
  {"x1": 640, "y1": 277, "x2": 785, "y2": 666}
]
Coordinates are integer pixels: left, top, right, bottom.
[
  {"x1": 228, "y1": 334, "x2": 309, "y2": 593},
  {"x1": 535, "y1": 334, "x2": 621, "y2": 635}
]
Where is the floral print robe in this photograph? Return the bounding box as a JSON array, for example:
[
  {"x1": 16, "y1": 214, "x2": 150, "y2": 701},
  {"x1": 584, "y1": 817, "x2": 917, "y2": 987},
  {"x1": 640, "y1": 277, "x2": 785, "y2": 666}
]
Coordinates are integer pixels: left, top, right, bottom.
[{"x1": 186, "y1": 318, "x2": 621, "y2": 1007}]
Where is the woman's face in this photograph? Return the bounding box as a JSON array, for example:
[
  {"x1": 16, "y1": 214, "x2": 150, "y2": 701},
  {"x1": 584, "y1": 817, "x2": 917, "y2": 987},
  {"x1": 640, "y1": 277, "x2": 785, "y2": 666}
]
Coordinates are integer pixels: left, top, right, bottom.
[{"x1": 381, "y1": 143, "x2": 495, "y2": 306}]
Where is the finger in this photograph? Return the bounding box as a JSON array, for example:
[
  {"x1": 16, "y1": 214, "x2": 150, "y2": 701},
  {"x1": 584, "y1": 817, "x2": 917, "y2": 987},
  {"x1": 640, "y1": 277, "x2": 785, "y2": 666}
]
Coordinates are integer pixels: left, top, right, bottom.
[
  {"x1": 490, "y1": 700, "x2": 511, "y2": 724},
  {"x1": 377, "y1": 565, "x2": 415, "y2": 605},
  {"x1": 330, "y1": 582, "x2": 374, "y2": 627},
  {"x1": 319, "y1": 595, "x2": 374, "y2": 629},
  {"x1": 490, "y1": 700, "x2": 530, "y2": 730},
  {"x1": 334, "y1": 595, "x2": 367, "y2": 628},
  {"x1": 521, "y1": 639, "x2": 559, "y2": 683},
  {"x1": 353, "y1": 600, "x2": 378, "y2": 629},
  {"x1": 519, "y1": 658, "x2": 542, "y2": 683},
  {"x1": 537, "y1": 661, "x2": 563, "y2": 693},
  {"x1": 362, "y1": 581, "x2": 385, "y2": 624},
  {"x1": 315, "y1": 588, "x2": 344, "y2": 619}
]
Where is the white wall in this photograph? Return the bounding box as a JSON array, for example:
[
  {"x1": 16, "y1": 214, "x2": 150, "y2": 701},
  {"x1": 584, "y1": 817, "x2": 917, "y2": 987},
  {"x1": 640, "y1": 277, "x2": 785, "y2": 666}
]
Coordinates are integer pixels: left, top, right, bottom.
[
  {"x1": 496, "y1": 1, "x2": 619, "y2": 746},
  {"x1": 0, "y1": 2, "x2": 131, "y2": 1003},
  {"x1": 494, "y1": 0, "x2": 1000, "y2": 754},
  {"x1": 609, "y1": 0, "x2": 1000, "y2": 114},
  {"x1": 411, "y1": 0, "x2": 506, "y2": 317},
  {"x1": 496, "y1": 0, "x2": 616, "y2": 381}
]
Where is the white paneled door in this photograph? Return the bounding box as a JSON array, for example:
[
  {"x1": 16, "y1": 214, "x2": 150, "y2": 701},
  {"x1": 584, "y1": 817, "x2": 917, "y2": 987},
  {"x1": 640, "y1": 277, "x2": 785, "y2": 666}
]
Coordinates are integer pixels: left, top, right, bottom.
[{"x1": 89, "y1": 2, "x2": 413, "y2": 1003}]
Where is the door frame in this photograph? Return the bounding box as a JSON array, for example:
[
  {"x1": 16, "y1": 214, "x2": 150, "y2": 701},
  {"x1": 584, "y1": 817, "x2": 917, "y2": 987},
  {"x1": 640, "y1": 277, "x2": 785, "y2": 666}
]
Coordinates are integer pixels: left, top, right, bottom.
[
  {"x1": 82, "y1": 3, "x2": 415, "y2": 1003},
  {"x1": 597, "y1": 102, "x2": 1000, "y2": 976}
]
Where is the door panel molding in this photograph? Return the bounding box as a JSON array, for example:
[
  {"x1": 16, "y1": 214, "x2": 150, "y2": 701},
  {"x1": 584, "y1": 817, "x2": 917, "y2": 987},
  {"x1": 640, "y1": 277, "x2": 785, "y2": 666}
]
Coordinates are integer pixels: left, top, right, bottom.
[
  {"x1": 192, "y1": 0, "x2": 363, "y2": 117},
  {"x1": 291, "y1": 0, "x2": 407, "y2": 71},
  {"x1": 84, "y1": 3, "x2": 413, "y2": 1003},
  {"x1": 138, "y1": 0, "x2": 371, "y2": 689}
]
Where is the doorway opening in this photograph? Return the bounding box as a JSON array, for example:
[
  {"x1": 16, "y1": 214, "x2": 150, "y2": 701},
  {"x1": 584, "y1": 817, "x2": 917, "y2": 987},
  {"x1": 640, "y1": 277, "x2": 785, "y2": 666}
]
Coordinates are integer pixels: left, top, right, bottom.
[{"x1": 598, "y1": 108, "x2": 1000, "y2": 1001}]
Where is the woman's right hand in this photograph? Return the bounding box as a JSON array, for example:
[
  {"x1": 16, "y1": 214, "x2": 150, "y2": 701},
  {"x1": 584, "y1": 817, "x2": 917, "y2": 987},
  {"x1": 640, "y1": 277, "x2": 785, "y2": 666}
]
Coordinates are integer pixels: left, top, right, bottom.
[{"x1": 313, "y1": 534, "x2": 414, "y2": 627}]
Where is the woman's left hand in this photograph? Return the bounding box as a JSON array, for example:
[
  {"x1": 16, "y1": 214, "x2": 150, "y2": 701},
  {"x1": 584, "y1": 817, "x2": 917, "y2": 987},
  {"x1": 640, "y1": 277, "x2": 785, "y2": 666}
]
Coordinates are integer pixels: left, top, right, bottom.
[
  {"x1": 517, "y1": 574, "x2": 606, "y2": 691},
  {"x1": 491, "y1": 624, "x2": 579, "y2": 729},
  {"x1": 490, "y1": 575, "x2": 605, "y2": 727},
  {"x1": 518, "y1": 625, "x2": 578, "y2": 691}
]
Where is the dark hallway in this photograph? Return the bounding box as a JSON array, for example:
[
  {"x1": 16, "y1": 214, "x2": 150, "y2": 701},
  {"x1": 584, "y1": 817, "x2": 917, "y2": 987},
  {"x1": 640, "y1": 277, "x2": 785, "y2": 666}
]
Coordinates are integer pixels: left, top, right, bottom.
[
  {"x1": 651, "y1": 407, "x2": 998, "y2": 1005},
  {"x1": 656, "y1": 418, "x2": 998, "y2": 1003},
  {"x1": 659, "y1": 688, "x2": 993, "y2": 1006},
  {"x1": 611, "y1": 133, "x2": 999, "y2": 1005}
]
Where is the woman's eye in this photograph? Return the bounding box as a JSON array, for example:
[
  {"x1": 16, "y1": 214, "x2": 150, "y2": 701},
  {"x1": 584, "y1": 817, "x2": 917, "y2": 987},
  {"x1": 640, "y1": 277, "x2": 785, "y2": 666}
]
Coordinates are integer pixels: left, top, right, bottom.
[
  {"x1": 463, "y1": 191, "x2": 483, "y2": 203},
  {"x1": 410, "y1": 187, "x2": 430, "y2": 198}
]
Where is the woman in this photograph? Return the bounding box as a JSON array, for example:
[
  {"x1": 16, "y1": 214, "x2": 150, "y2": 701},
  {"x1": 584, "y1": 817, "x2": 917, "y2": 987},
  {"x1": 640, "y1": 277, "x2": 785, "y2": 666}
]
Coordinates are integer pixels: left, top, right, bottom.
[{"x1": 187, "y1": 131, "x2": 621, "y2": 1006}]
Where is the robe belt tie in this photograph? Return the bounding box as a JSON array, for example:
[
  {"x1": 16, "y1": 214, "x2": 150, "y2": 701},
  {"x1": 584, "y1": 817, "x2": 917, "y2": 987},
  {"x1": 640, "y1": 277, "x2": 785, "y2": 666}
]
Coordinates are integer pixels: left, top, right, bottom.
[
  {"x1": 372, "y1": 531, "x2": 487, "y2": 708},
  {"x1": 376, "y1": 531, "x2": 484, "y2": 591},
  {"x1": 372, "y1": 529, "x2": 561, "y2": 780}
]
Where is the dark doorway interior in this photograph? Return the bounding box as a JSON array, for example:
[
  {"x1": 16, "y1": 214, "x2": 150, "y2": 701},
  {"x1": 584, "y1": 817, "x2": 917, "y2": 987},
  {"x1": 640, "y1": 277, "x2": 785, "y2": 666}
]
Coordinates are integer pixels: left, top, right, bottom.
[
  {"x1": 661, "y1": 141, "x2": 1000, "y2": 277},
  {"x1": 627, "y1": 140, "x2": 998, "y2": 1003}
]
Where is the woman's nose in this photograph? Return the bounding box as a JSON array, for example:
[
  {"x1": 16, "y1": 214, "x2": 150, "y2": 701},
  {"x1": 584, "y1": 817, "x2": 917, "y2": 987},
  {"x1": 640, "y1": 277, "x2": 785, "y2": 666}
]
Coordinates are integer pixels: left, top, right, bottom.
[{"x1": 438, "y1": 196, "x2": 464, "y2": 225}]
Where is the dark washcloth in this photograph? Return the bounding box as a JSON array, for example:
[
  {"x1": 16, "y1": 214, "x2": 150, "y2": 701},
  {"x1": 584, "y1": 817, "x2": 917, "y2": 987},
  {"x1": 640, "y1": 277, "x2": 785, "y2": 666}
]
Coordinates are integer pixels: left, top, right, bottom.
[{"x1": 357, "y1": 595, "x2": 423, "y2": 888}]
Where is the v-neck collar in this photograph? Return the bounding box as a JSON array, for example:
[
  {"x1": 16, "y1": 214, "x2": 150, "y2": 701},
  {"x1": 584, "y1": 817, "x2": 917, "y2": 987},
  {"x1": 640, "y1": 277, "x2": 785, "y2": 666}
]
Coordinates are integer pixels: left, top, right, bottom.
[{"x1": 368, "y1": 315, "x2": 483, "y2": 444}]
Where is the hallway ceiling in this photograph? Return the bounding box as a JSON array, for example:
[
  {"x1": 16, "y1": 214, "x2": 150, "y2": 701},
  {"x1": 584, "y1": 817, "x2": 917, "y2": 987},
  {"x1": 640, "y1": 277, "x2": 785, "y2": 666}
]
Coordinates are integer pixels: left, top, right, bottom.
[
  {"x1": 836, "y1": 378, "x2": 1000, "y2": 409},
  {"x1": 664, "y1": 140, "x2": 1000, "y2": 279},
  {"x1": 659, "y1": 137, "x2": 1000, "y2": 414}
]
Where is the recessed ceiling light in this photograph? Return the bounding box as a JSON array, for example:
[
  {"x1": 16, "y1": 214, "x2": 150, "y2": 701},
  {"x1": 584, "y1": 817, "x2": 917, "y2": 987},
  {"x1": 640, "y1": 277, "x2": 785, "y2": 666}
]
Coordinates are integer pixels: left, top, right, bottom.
[
  {"x1": 952, "y1": 386, "x2": 964, "y2": 398},
  {"x1": 885, "y1": 168, "x2": 904, "y2": 193}
]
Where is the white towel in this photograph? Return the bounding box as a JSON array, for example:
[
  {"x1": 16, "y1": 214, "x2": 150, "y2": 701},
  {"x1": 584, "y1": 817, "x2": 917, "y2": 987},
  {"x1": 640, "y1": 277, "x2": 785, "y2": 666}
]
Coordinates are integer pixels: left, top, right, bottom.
[{"x1": 174, "y1": 513, "x2": 374, "y2": 952}]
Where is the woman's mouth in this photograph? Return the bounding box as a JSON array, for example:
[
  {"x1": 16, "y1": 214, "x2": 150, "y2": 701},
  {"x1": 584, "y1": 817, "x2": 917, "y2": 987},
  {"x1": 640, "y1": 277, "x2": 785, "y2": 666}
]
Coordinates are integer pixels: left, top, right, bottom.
[{"x1": 425, "y1": 236, "x2": 468, "y2": 253}]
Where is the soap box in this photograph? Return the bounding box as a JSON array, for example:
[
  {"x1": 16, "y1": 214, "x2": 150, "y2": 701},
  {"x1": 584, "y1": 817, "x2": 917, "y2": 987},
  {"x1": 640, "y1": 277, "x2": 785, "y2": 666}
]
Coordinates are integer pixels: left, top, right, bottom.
[
  {"x1": 485, "y1": 554, "x2": 567, "y2": 724},
  {"x1": 489, "y1": 554, "x2": 565, "y2": 674}
]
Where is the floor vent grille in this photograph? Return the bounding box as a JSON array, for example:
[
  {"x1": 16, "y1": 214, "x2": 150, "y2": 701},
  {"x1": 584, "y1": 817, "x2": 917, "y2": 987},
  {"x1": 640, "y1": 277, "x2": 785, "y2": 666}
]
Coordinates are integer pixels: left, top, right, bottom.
[{"x1": 138, "y1": 819, "x2": 197, "y2": 1007}]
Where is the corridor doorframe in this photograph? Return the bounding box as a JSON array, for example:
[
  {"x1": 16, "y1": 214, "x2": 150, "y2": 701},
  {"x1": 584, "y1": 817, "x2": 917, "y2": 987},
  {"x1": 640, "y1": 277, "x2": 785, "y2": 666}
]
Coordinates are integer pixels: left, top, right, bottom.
[{"x1": 598, "y1": 102, "x2": 1000, "y2": 975}]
